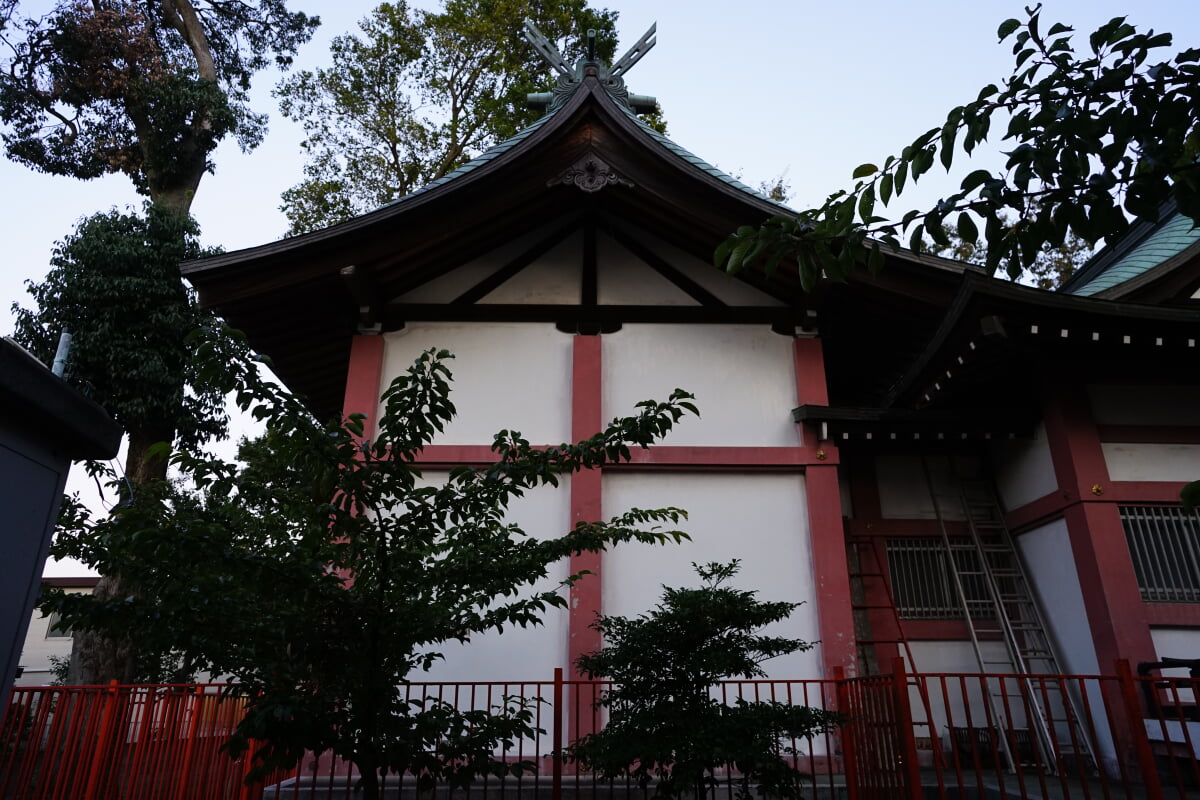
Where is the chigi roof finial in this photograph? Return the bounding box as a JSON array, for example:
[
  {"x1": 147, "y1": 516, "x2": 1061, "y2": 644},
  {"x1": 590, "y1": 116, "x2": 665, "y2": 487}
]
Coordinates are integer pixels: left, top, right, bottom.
[{"x1": 524, "y1": 21, "x2": 658, "y2": 116}]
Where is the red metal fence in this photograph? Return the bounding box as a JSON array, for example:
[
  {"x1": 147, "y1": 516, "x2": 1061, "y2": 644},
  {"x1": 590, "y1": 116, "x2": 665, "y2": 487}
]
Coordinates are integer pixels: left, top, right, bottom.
[{"x1": 3, "y1": 662, "x2": 1198, "y2": 800}]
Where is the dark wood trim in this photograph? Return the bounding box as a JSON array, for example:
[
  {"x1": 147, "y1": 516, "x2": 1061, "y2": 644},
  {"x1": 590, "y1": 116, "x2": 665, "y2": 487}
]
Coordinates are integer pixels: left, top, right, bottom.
[
  {"x1": 1098, "y1": 425, "x2": 1200, "y2": 444},
  {"x1": 382, "y1": 303, "x2": 799, "y2": 329},
  {"x1": 581, "y1": 221, "x2": 598, "y2": 307},
  {"x1": 846, "y1": 519, "x2": 972, "y2": 538}
]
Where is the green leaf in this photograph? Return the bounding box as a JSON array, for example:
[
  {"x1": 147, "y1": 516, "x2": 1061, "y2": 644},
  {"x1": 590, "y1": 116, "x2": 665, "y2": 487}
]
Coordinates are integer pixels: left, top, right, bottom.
[
  {"x1": 852, "y1": 163, "x2": 879, "y2": 179},
  {"x1": 857, "y1": 185, "x2": 875, "y2": 222},
  {"x1": 997, "y1": 18, "x2": 1021, "y2": 41},
  {"x1": 956, "y1": 212, "x2": 979, "y2": 245},
  {"x1": 879, "y1": 173, "x2": 893, "y2": 206}
]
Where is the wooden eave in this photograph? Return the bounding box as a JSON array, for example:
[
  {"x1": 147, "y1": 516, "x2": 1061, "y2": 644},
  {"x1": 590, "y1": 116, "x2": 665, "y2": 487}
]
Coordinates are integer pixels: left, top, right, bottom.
[
  {"x1": 792, "y1": 271, "x2": 1200, "y2": 446},
  {"x1": 182, "y1": 76, "x2": 977, "y2": 419}
]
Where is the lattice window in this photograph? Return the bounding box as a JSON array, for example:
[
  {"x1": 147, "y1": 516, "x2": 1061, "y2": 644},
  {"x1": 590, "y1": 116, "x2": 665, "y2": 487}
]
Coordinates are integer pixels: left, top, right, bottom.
[
  {"x1": 1122, "y1": 506, "x2": 1200, "y2": 603},
  {"x1": 886, "y1": 537, "x2": 994, "y2": 619}
]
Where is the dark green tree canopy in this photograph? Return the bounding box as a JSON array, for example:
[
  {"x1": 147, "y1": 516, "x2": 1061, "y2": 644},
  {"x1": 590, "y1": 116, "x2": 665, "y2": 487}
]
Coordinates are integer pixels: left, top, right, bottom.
[
  {"x1": 717, "y1": 7, "x2": 1200, "y2": 289},
  {"x1": 569, "y1": 561, "x2": 839, "y2": 800},
  {"x1": 277, "y1": 0, "x2": 621, "y2": 235},
  {"x1": 11, "y1": 204, "x2": 228, "y2": 457},
  {"x1": 0, "y1": 0, "x2": 318, "y2": 210}
]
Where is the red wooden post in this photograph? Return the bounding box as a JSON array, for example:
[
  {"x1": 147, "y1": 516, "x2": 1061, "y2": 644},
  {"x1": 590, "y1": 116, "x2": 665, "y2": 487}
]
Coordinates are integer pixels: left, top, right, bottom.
[
  {"x1": 552, "y1": 668, "x2": 564, "y2": 800},
  {"x1": 891, "y1": 658, "x2": 923, "y2": 800},
  {"x1": 175, "y1": 686, "x2": 206, "y2": 799},
  {"x1": 1115, "y1": 659, "x2": 1164, "y2": 798},
  {"x1": 833, "y1": 667, "x2": 860, "y2": 800},
  {"x1": 82, "y1": 681, "x2": 121, "y2": 800}
]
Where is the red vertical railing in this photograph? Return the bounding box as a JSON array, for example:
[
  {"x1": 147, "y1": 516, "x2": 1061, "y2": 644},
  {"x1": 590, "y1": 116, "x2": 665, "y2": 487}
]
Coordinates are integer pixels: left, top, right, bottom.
[{"x1": 5, "y1": 669, "x2": 1197, "y2": 800}]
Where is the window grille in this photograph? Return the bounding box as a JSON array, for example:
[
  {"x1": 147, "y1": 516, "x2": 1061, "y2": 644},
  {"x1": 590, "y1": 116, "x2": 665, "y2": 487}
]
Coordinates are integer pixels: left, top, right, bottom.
[
  {"x1": 1121, "y1": 506, "x2": 1200, "y2": 603},
  {"x1": 886, "y1": 537, "x2": 995, "y2": 619}
]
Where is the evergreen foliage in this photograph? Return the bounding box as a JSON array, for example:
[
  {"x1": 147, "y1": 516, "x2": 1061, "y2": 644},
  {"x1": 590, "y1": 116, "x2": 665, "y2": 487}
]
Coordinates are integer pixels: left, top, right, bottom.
[{"x1": 568, "y1": 561, "x2": 841, "y2": 800}]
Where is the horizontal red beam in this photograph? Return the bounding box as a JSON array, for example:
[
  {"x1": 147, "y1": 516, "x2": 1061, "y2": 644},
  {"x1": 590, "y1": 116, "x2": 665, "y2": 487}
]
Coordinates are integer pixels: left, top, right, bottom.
[
  {"x1": 411, "y1": 445, "x2": 835, "y2": 468},
  {"x1": 1143, "y1": 603, "x2": 1200, "y2": 627}
]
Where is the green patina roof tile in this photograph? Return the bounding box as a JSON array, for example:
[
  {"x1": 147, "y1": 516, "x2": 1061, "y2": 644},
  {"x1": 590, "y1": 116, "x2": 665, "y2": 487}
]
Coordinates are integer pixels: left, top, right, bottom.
[{"x1": 1069, "y1": 212, "x2": 1200, "y2": 296}]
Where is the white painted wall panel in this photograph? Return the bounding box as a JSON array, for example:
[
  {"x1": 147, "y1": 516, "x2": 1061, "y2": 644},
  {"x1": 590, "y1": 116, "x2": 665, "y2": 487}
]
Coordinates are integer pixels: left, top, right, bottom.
[
  {"x1": 991, "y1": 423, "x2": 1058, "y2": 510},
  {"x1": 597, "y1": 233, "x2": 699, "y2": 306},
  {"x1": 602, "y1": 325, "x2": 798, "y2": 447},
  {"x1": 414, "y1": 472, "x2": 572, "y2": 683},
  {"x1": 1015, "y1": 519, "x2": 1098, "y2": 676},
  {"x1": 602, "y1": 473, "x2": 820, "y2": 680},
  {"x1": 1088, "y1": 385, "x2": 1200, "y2": 426},
  {"x1": 1101, "y1": 443, "x2": 1200, "y2": 482},
  {"x1": 382, "y1": 323, "x2": 571, "y2": 445},
  {"x1": 1151, "y1": 628, "x2": 1200, "y2": 704},
  {"x1": 906, "y1": 640, "x2": 1019, "y2": 736},
  {"x1": 612, "y1": 229, "x2": 785, "y2": 307},
  {"x1": 480, "y1": 234, "x2": 581, "y2": 305}
]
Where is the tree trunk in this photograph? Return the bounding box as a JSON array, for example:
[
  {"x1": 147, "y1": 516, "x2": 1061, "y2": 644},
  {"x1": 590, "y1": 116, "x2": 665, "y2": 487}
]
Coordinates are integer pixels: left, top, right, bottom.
[
  {"x1": 67, "y1": 576, "x2": 137, "y2": 685},
  {"x1": 69, "y1": 425, "x2": 174, "y2": 684}
]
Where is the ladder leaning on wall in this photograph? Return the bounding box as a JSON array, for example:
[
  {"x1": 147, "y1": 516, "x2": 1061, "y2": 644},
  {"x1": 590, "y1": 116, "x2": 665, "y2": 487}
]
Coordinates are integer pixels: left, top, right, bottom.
[{"x1": 921, "y1": 458, "x2": 1097, "y2": 775}]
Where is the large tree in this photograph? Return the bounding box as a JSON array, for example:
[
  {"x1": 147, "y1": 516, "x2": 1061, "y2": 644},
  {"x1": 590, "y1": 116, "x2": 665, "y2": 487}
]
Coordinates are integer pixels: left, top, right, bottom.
[
  {"x1": 276, "y1": 0, "x2": 628, "y2": 235},
  {"x1": 716, "y1": 7, "x2": 1200, "y2": 288},
  {"x1": 0, "y1": 0, "x2": 318, "y2": 215},
  {"x1": 43, "y1": 340, "x2": 696, "y2": 800},
  {"x1": 1, "y1": 0, "x2": 318, "y2": 682}
]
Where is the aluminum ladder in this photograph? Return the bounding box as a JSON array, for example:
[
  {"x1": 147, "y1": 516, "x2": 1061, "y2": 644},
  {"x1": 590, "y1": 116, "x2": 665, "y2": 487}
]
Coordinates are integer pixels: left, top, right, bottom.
[{"x1": 923, "y1": 460, "x2": 1096, "y2": 774}]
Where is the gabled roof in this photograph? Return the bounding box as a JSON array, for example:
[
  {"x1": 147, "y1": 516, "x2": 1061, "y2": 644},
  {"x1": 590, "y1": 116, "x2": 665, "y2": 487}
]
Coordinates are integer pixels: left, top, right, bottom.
[{"x1": 181, "y1": 69, "x2": 932, "y2": 419}]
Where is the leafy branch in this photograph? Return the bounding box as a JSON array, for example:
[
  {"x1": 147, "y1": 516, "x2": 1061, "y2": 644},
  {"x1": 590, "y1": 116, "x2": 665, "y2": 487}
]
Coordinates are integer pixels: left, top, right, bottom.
[{"x1": 717, "y1": 5, "x2": 1200, "y2": 288}]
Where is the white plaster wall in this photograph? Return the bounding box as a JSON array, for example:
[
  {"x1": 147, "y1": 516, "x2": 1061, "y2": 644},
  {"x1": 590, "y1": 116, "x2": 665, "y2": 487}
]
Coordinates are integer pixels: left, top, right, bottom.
[
  {"x1": 480, "y1": 233, "x2": 582, "y2": 305},
  {"x1": 396, "y1": 231, "x2": 547, "y2": 304},
  {"x1": 990, "y1": 422, "x2": 1058, "y2": 510},
  {"x1": 16, "y1": 588, "x2": 89, "y2": 686},
  {"x1": 1014, "y1": 519, "x2": 1099, "y2": 676},
  {"x1": 1088, "y1": 385, "x2": 1200, "y2": 426},
  {"x1": 611, "y1": 228, "x2": 785, "y2": 307},
  {"x1": 601, "y1": 472, "x2": 820, "y2": 681},
  {"x1": 597, "y1": 232, "x2": 699, "y2": 306},
  {"x1": 1151, "y1": 628, "x2": 1200, "y2": 704},
  {"x1": 906, "y1": 640, "x2": 1025, "y2": 736},
  {"x1": 875, "y1": 455, "x2": 983, "y2": 520},
  {"x1": 602, "y1": 325, "x2": 798, "y2": 447},
  {"x1": 1014, "y1": 519, "x2": 1118, "y2": 771},
  {"x1": 382, "y1": 323, "x2": 571, "y2": 445},
  {"x1": 414, "y1": 472, "x2": 572, "y2": 684},
  {"x1": 1101, "y1": 443, "x2": 1200, "y2": 482}
]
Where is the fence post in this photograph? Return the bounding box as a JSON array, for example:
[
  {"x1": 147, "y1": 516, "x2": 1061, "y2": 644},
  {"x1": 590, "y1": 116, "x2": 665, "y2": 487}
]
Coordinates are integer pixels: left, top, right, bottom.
[
  {"x1": 175, "y1": 686, "x2": 206, "y2": 798},
  {"x1": 833, "y1": 667, "x2": 860, "y2": 800},
  {"x1": 552, "y1": 668, "x2": 563, "y2": 800},
  {"x1": 891, "y1": 658, "x2": 923, "y2": 800},
  {"x1": 82, "y1": 681, "x2": 122, "y2": 800},
  {"x1": 1115, "y1": 659, "x2": 1163, "y2": 799}
]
